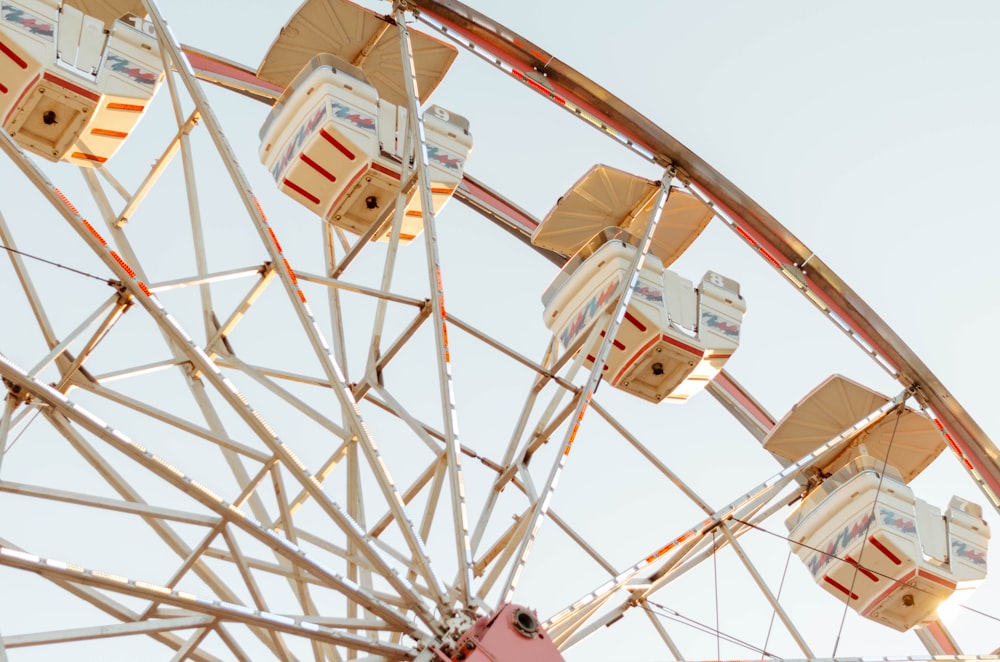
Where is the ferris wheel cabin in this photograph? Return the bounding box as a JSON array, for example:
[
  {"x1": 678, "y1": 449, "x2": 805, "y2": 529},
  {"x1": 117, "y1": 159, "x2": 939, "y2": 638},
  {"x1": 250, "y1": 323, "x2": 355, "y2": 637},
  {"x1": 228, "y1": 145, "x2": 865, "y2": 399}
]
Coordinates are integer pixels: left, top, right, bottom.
[
  {"x1": 256, "y1": 0, "x2": 472, "y2": 245},
  {"x1": 0, "y1": 0, "x2": 163, "y2": 166},
  {"x1": 770, "y1": 376, "x2": 991, "y2": 631},
  {"x1": 534, "y1": 165, "x2": 746, "y2": 403}
]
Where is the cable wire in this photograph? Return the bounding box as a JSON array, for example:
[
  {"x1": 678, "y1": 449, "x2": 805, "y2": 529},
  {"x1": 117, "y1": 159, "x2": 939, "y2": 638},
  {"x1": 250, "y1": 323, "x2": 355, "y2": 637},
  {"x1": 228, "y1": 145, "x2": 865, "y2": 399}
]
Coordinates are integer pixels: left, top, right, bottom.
[
  {"x1": 732, "y1": 514, "x2": 1000, "y2": 630},
  {"x1": 642, "y1": 599, "x2": 783, "y2": 660},
  {"x1": 713, "y1": 529, "x2": 721, "y2": 660},
  {"x1": 832, "y1": 408, "x2": 903, "y2": 656},
  {"x1": 761, "y1": 548, "x2": 793, "y2": 660},
  {"x1": 1, "y1": 408, "x2": 40, "y2": 459},
  {"x1": 1, "y1": 244, "x2": 115, "y2": 285}
]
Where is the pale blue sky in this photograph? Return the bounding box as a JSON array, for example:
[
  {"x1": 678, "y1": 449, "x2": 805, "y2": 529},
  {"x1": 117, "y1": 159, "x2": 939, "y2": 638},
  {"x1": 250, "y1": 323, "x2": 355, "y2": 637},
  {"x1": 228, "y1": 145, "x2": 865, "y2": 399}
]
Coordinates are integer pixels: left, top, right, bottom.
[{"x1": 2, "y1": 1, "x2": 999, "y2": 660}]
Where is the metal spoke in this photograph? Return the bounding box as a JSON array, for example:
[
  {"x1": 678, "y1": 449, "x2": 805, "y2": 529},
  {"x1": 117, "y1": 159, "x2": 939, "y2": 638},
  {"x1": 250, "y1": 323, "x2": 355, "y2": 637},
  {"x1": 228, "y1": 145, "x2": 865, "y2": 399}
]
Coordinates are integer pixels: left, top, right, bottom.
[
  {"x1": 394, "y1": 3, "x2": 475, "y2": 609},
  {"x1": 498, "y1": 172, "x2": 674, "y2": 605}
]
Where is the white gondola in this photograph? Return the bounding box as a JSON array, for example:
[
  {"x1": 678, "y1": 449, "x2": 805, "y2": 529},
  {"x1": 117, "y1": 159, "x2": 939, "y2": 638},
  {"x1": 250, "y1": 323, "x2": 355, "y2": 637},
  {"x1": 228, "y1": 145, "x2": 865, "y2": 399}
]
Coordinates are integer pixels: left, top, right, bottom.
[
  {"x1": 0, "y1": 0, "x2": 162, "y2": 166},
  {"x1": 534, "y1": 165, "x2": 745, "y2": 403},
  {"x1": 256, "y1": 0, "x2": 472, "y2": 244},
  {"x1": 773, "y1": 376, "x2": 991, "y2": 631}
]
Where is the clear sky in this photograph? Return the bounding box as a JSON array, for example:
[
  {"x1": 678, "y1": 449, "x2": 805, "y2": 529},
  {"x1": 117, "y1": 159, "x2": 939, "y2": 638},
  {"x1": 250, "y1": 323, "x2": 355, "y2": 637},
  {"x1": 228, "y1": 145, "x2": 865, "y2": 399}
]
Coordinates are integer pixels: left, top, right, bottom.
[{"x1": 1, "y1": 1, "x2": 998, "y2": 660}]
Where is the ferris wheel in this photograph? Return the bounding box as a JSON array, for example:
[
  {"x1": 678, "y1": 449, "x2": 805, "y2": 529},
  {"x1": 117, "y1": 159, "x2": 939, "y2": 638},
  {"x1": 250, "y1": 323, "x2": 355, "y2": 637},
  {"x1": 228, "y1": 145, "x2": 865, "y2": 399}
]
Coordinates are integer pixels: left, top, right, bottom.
[{"x1": 0, "y1": 0, "x2": 998, "y2": 660}]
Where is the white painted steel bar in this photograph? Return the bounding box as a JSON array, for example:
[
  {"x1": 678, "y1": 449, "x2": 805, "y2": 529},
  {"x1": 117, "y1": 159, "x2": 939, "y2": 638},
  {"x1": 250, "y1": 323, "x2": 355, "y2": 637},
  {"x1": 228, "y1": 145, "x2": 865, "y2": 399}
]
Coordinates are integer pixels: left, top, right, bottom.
[
  {"x1": 548, "y1": 588, "x2": 622, "y2": 649},
  {"x1": 148, "y1": 266, "x2": 270, "y2": 293},
  {"x1": 476, "y1": 511, "x2": 531, "y2": 601},
  {"x1": 364, "y1": 122, "x2": 414, "y2": 394},
  {"x1": 497, "y1": 174, "x2": 674, "y2": 606},
  {"x1": 548, "y1": 501, "x2": 797, "y2": 648},
  {"x1": 369, "y1": 454, "x2": 444, "y2": 538},
  {"x1": 549, "y1": 511, "x2": 617, "y2": 577},
  {"x1": 643, "y1": 495, "x2": 790, "y2": 594},
  {"x1": 321, "y1": 223, "x2": 355, "y2": 639},
  {"x1": 0, "y1": 354, "x2": 419, "y2": 635},
  {"x1": 471, "y1": 341, "x2": 586, "y2": 554},
  {"x1": 71, "y1": 380, "x2": 273, "y2": 462},
  {"x1": 284, "y1": 443, "x2": 351, "y2": 519},
  {"x1": 114, "y1": 111, "x2": 200, "y2": 227},
  {"x1": 590, "y1": 400, "x2": 715, "y2": 516},
  {"x1": 51, "y1": 303, "x2": 132, "y2": 394},
  {"x1": 368, "y1": 385, "x2": 449, "y2": 456},
  {"x1": 352, "y1": 305, "x2": 433, "y2": 402},
  {"x1": 544, "y1": 391, "x2": 909, "y2": 633},
  {"x1": 718, "y1": 522, "x2": 813, "y2": 657},
  {"x1": 447, "y1": 313, "x2": 574, "y2": 381},
  {"x1": 2, "y1": 76, "x2": 441, "y2": 634},
  {"x1": 142, "y1": 0, "x2": 451, "y2": 618},
  {"x1": 199, "y1": 543, "x2": 383, "y2": 597},
  {"x1": 0, "y1": 481, "x2": 220, "y2": 526},
  {"x1": 0, "y1": 546, "x2": 416, "y2": 658},
  {"x1": 479, "y1": 306, "x2": 619, "y2": 507},
  {"x1": 641, "y1": 604, "x2": 685, "y2": 661},
  {"x1": 168, "y1": 627, "x2": 214, "y2": 662},
  {"x1": 154, "y1": 40, "x2": 215, "y2": 345},
  {"x1": 223, "y1": 355, "x2": 350, "y2": 440},
  {"x1": 93, "y1": 358, "x2": 187, "y2": 382},
  {"x1": 427, "y1": 0, "x2": 1000, "y2": 509},
  {"x1": 26, "y1": 293, "x2": 121, "y2": 379},
  {"x1": 0, "y1": 547, "x2": 225, "y2": 662},
  {"x1": 95, "y1": 159, "x2": 135, "y2": 202},
  {"x1": 27, "y1": 418, "x2": 285, "y2": 653},
  {"x1": 295, "y1": 270, "x2": 427, "y2": 307},
  {"x1": 204, "y1": 267, "x2": 277, "y2": 354},
  {"x1": 394, "y1": 4, "x2": 475, "y2": 608},
  {"x1": 0, "y1": 209, "x2": 62, "y2": 351},
  {"x1": 220, "y1": 528, "x2": 298, "y2": 662},
  {"x1": 145, "y1": 453, "x2": 280, "y2": 620},
  {"x1": 1, "y1": 616, "x2": 214, "y2": 648},
  {"x1": 346, "y1": 431, "x2": 367, "y2": 662},
  {"x1": 0, "y1": 396, "x2": 16, "y2": 477},
  {"x1": 464, "y1": 338, "x2": 565, "y2": 553}
]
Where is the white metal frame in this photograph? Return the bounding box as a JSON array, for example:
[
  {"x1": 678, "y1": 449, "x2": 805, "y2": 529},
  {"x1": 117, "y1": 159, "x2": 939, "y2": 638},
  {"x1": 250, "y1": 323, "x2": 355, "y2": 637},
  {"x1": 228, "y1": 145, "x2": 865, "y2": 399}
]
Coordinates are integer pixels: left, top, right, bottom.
[{"x1": 0, "y1": 1, "x2": 994, "y2": 660}]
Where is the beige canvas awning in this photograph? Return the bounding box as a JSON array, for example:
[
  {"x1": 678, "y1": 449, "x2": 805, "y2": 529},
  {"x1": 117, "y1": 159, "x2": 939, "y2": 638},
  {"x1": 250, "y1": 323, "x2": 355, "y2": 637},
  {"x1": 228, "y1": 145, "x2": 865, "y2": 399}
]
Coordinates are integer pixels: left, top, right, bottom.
[
  {"x1": 762, "y1": 375, "x2": 945, "y2": 483},
  {"x1": 530, "y1": 164, "x2": 714, "y2": 267},
  {"x1": 64, "y1": 0, "x2": 145, "y2": 26},
  {"x1": 257, "y1": 0, "x2": 457, "y2": 108}
]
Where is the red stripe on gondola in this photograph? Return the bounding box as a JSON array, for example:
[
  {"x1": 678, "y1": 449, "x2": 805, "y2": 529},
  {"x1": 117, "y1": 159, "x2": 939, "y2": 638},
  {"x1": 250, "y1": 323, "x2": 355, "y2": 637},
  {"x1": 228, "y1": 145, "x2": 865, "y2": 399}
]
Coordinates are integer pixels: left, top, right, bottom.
[
  {"x1": 823, "y1": 575, "x2": 859, "y2": 600},
  {"x1": 320, "y1": 128, "x2": 355, "y2": 160},
  {"x1": 0, "y1": 40, "x2": 27, "y2": 69},
  {"x1": 44, "y1": 72, "x2": 99, "y2": 102},
  {"x1": 598, "y1": 329, "x2": 625, "y2": 350},
  {"x1": 845, "y1": 555, "x2": 879, "y2": 582},
  {"x1": 662, "y1": 334, "x2": 704, "y2": 356},
  {"x1": 371, "y1": 162, "x2": 400, "y2": 180},
  {"x1": 624, "y1": 311, "x2": 646, "y2": 332},
  {"x1": 283, "y1": 178, "x2": 319, "y2": 205},
  {"x1": 867, "y1": 536, "x2": 902, "y2": 565},
  {"x1": 299, "y1": 153, "x2": 336, "y2": 182}
]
